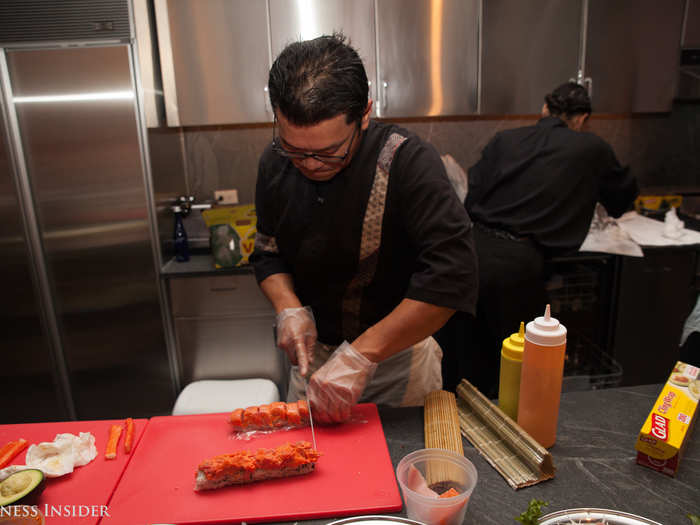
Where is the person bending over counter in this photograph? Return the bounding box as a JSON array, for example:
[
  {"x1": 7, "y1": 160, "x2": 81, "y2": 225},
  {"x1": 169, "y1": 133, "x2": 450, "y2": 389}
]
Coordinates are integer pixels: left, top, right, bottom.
[
  {"x1": 439, "y1": 82, "x2": 639, "y2": 396},
  {"x1": 250, "y1": 33, "x2": 477, "y2": 423}
]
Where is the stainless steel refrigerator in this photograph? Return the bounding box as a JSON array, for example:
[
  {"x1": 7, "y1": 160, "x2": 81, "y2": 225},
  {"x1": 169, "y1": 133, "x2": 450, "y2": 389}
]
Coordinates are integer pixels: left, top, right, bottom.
[{"x1": 0, "y1": 0, "x2": 175, "y2": 423}]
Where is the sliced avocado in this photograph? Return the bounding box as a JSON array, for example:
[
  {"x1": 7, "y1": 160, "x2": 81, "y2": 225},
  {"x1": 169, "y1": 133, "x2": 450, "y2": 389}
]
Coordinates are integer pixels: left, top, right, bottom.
[{"x1": 0, "y1": 469, "x2": 45, "y2": 507}]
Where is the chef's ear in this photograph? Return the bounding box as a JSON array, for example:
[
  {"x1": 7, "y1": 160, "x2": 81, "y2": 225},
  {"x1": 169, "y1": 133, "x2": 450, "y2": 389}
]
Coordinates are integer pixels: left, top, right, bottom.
[
  {"x1": 572, "y1": 113, "x2": 588, "y2": 131},
  {"x1": 541, "y1": 103, "x2": 550, "y2": 117},
  {"x1": 361, "y1": 100, "x2": 373, "y2": 130}
]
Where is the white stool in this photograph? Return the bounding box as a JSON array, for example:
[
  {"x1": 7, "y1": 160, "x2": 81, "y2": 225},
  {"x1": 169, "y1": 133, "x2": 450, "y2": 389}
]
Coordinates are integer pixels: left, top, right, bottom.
[{"x1": 172, "y1": 379, "x2": 280, "y2": 415}]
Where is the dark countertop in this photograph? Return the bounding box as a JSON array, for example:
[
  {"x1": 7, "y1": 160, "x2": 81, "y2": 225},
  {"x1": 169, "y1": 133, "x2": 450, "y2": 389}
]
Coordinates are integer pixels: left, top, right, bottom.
[
  {"x1": 160, "y1": 254, "x2": 254, "y2": 277},
  {"x1": 286, "y1": 384, "x2": 700, "y2": 525}
]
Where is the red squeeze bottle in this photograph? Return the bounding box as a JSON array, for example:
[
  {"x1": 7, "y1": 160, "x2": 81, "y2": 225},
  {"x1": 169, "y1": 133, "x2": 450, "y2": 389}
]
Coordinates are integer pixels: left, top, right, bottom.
[{"x1": 516, "y1": 304, "x2": 567, "y2": 448}]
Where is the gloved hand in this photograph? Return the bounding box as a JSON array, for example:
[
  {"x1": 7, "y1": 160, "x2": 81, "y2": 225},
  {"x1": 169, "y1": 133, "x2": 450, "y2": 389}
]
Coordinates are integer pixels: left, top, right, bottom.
[
  {"x1": 275, "y1": 306, "x2": 317, "y2": 376},
  {"x1": 307, "y1": 341, "x2": 378, "y2": 424}
]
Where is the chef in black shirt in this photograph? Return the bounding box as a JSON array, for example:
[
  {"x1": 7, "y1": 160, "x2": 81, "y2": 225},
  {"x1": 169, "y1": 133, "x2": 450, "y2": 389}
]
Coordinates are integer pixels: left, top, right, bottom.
[
  {"x1": 461, "y1": 82, "x2": 638, "y2": 396},
  {"x1": 251, "y1": 34, "x2": 477, "y2": 423}
]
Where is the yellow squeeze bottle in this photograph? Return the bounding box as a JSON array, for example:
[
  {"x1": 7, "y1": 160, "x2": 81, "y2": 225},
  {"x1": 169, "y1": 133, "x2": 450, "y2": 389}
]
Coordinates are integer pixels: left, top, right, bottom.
[{"x1": 498, "y1": 322, "x2": 525, "y2": 421}]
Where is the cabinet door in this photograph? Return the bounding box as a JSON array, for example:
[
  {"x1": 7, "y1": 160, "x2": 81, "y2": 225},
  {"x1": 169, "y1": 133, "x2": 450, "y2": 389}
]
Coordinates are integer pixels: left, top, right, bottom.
[
  {"x1": 269, "y1": 0, "x2": 377, "y2": 106},
  {"x1": 175, "y1": 314, "x2": 286, "y2": 390},
  {"x1": 585, "y1": 0, "x2": 685, "y2": 112},
  {"x1": 481, "y1": 0, "x2": 582, "y2": 114},
  {"x1": 154, "y1": 0, "x2": 272, "y2": 125},
  {"x1": 376, "y1": 0, "x2": 479, "y2": 117},
  {"x1": 613, "y1": 248, "x2": 698, "y2": 386}
]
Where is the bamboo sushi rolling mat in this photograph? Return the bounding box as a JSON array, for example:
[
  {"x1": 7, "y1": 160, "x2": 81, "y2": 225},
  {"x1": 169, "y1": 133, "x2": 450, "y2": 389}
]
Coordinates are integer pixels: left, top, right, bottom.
[{"x1": 455, "y1": 380, "x2": 555, "y2": 489}]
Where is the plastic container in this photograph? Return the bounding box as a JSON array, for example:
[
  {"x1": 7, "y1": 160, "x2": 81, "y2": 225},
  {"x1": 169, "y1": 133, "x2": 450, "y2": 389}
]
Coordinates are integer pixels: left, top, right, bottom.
[
  {"x1": 516, "y1": 305, "x2": 567, "y2": 448},
  {"x1": 498, "y1": 321, "x2": 525, "y2": 421},
  {"x1": 395, "y1": 448, "x2": 477, "y2": 525}
]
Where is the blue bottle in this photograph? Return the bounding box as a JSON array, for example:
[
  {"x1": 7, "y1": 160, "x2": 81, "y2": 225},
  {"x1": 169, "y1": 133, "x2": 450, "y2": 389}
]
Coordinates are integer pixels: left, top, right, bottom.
[{"x1": 174, "y1": 210, "x2": 190, "y2": 262}]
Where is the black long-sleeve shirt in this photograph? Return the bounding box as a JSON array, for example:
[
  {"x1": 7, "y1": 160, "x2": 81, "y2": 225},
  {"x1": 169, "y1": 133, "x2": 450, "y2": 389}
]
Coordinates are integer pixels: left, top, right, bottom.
[
  {"x1": 251, "y1": 120, "x2": 478, "y2": 345},
  {"x1": 466, "y1": 116, "x2": 639, "y2": 257}
]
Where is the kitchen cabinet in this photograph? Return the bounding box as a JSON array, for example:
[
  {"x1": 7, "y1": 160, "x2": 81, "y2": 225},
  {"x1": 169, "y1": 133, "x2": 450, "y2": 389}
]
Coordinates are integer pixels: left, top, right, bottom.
[
  {"x1": 585, "y1": 0, "x2": 686, "y2": 113},
  {"x1": 612, "y1": 247, "x2": 698, "y2": 386},
  {"x1": 481, "y1": 0, "x2": 686, "y2": 114},
  {"x1": 168, "y1": 273, "x2": 288, "y2": 395},
  {"x1": 481, "y1": 0, "x2": 583, "y2": 114},
  {"x1": 375, "y1": 0, "x2": 479, "y2": 117},
  {"x1": 269, "y1": 0, "x2": 377, "y2": 105},
  {"x1": 154, "y1": 0, "x2": 272, "y2": 126}
]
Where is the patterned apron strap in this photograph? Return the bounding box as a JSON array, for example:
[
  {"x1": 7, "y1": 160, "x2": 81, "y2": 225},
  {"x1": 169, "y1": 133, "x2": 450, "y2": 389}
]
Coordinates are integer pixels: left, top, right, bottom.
[{"x1": 341, "y1": 132, "x2": 407, "y2": 340}]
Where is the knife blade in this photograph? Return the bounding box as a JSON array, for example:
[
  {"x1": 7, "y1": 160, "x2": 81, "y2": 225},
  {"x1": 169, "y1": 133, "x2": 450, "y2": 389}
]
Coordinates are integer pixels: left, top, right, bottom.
[{"x1": 304, "y1": 379, "x2": 317, "y2": 451}]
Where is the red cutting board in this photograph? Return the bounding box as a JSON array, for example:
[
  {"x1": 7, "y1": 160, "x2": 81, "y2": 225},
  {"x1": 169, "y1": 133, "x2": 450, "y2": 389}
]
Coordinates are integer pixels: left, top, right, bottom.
[
  {"x1": 102, "y1": 403, "x2": 402, "y2": 525},
  {"x1": 0, "y1": 418, "x2": 148, "y2": 525}
]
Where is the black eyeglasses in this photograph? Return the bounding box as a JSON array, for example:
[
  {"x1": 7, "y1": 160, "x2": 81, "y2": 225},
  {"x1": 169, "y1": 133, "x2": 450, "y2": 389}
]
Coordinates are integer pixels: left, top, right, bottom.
[{"x1": 272, "y1": 120, "x2": 360, "y2": 167}]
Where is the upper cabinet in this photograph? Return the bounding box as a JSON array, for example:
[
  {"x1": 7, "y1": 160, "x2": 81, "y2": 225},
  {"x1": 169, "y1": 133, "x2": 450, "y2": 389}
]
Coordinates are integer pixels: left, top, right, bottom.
[
  {"x1": 481, "y1": 0, "x2": 686, "y2": 114},
  {"x1": 154, "y1": 0, "x2": 272, "y2": 126},
  {"x1": 585, "y1": 0, "x2": 686, "y2": 113},
  {"x1": 149, "y1": 0, "x2": 690, "y2": 126},
  {"x1": 375, "y1": 0, "x2": 479, "y2": 117},
  {"x1": 481, "y1": 0, "x2": 582, "y2": 114},
  {"x1": 268, "y1": 0, "x2": 377, "y2": 106}
]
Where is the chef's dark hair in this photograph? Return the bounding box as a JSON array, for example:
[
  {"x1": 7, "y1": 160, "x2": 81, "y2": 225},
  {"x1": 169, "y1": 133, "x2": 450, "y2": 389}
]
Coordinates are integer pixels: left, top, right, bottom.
[
  {"x1": 268, "y1": 32, "x2": 369, "y2": 126},
  {"x1": 545, "y1": 82, "x2": 592, "y2": 118}
]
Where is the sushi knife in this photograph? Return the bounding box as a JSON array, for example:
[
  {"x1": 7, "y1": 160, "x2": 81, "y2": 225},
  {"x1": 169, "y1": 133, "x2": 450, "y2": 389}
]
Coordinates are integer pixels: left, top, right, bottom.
[{"x1": 303, "y1": 380, "x2": 317, "y2": 450}]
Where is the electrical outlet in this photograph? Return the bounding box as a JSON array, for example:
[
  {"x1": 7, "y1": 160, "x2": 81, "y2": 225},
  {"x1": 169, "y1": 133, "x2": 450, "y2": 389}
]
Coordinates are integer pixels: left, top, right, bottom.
[{"x1": 215, "y1": 189, "x2": 239, "y2": 205}]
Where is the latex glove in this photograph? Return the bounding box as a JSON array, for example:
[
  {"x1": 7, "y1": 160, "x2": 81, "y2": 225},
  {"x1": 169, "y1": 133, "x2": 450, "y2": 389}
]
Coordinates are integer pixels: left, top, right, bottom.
[
  {"x1": 307, "y1": 341, "x2": 378, "y2": 424},
  {"x1": 275, "y1": 306, "x2": 317, "y2": 376}
]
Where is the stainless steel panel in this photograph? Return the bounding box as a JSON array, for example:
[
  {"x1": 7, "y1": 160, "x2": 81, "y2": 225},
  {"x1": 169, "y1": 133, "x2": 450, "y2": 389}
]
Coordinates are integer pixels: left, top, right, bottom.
[
  {"x1": 269, "y1": 0, "x2": 377, "y2": 107},
  {"x1": 481, "y1": 0, "x2": 582, "y2": 114},
  {"x1": 6, "y1": 45, "x2": 173, "y2": 419},
  {"x1": 376, "y1": 0, "x2": 478, "y2": 117},
  {"x1": 0, "y1": 0, "x2": 131, "y2": 44},
  {"x1": 586, "y1": 0, "x2": 685, "y2": 112},
  {"x1": 155, "y1": 0, "x2": 272, "y2": 126},
  {"x1": 0, "y1": 104, "x2": 67, "y2": 423},
  {"x1": 174, "y1": 313, "x2": 285, "y2": 389},
  {"x1": 683, "y1": 0, "x2": 700, "y2": 47},
  {"x1": 169, "y1": 274, "x2": 273, "y2": 318},
  {"x1": 133, "y1": 0, "x2": 164, "y2": 127}
]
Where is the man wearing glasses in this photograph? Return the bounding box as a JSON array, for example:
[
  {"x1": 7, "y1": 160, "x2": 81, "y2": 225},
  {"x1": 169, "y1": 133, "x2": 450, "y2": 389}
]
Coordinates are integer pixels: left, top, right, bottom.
[{"x1": 251, "y1": 34, "x2": 477, "y2": 423}]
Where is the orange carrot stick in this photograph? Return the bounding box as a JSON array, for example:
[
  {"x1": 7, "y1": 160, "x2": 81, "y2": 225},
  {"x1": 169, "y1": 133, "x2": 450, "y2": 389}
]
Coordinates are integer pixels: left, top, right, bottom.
[
  {"x1": 0, "y1": 439, "x2": 28, "y2": 469},
  {"x1": 105, "y1": 425, "x2": 122, "y2": 460},
  {"x1": 123, "y1": 418, "x2": 134, "y2": 454}
]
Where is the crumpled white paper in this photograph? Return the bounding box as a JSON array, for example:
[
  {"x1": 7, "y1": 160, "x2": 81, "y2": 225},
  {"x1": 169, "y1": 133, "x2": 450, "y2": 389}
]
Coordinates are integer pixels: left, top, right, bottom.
[
  {"x1": 0, "y1": 432, "x2": 98, "y2": 480},
  {"x1": 579, "y1": 204, "x2": 644, "y2": 257},
  {"x1": 617, "y1": 209, "x2": 700, "y2": 247}
]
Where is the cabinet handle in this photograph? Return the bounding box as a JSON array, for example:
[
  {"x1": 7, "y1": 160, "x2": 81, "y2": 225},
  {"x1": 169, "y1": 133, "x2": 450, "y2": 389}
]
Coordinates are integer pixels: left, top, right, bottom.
[
  {"x1": 381, "y1": 81, "x2": 389, "y2": 114},
  {"x1": 264, "y1": 86, "x2": 272, "y2": 115},
  {"x1": 583, "y1": 77, "x2": 593, "y2": 102},
  {"x1": 209, "y1": 287, "x2": 237, "y2": 292}
]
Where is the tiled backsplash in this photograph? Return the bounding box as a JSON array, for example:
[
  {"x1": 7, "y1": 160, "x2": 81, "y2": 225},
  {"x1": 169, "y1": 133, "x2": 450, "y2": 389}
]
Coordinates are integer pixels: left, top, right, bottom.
[{"x1": 149, "y1": 102, "x2": 700, "y2": 263}]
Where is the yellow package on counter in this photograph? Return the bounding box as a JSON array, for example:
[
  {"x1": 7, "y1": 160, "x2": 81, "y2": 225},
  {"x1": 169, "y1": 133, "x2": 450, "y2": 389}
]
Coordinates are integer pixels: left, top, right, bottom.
[
  {"x1": 201, "y1": 204, "x2": 257, "y2": 268},
  {"x1": 635, "y1": 361, "x2": 699, "y2": 476},
  {"x1": 635, "y1": 195, "x2": 682, "y2": 212}
]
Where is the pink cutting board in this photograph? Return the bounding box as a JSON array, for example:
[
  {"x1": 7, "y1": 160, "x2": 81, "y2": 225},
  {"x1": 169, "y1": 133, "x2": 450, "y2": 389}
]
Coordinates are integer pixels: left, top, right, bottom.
[
  {"x1": 0, "y1": 418, "x2": 148, "y2": 525},
  {"x1": 102, "y1": 404, "x2": 402, "y2": 525}
]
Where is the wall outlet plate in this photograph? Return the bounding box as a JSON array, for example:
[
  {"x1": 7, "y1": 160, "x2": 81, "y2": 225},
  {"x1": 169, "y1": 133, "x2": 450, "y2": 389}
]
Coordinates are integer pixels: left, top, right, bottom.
[{"x1": 215, "y1": 189, "x2": 239, "y2": 205}]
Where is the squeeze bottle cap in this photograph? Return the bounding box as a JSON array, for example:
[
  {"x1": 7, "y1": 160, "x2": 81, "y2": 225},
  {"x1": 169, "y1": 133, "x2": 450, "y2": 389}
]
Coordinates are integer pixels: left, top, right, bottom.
[
  {"x1": 502, "y1": 322, "x2": 525, "y2": 361},
  {"x1": 525, "y1": 304, "x2": 567, "y2": 346}
]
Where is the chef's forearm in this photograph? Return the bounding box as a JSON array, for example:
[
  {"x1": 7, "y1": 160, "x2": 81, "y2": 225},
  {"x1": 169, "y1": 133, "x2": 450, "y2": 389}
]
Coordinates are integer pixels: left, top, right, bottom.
[
  {"x1": 258, "y1": 273, "x2": 303, "y2": 314},
  {"x1": 351, "y1": 298, "x2": 454, "y2": 363}
]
